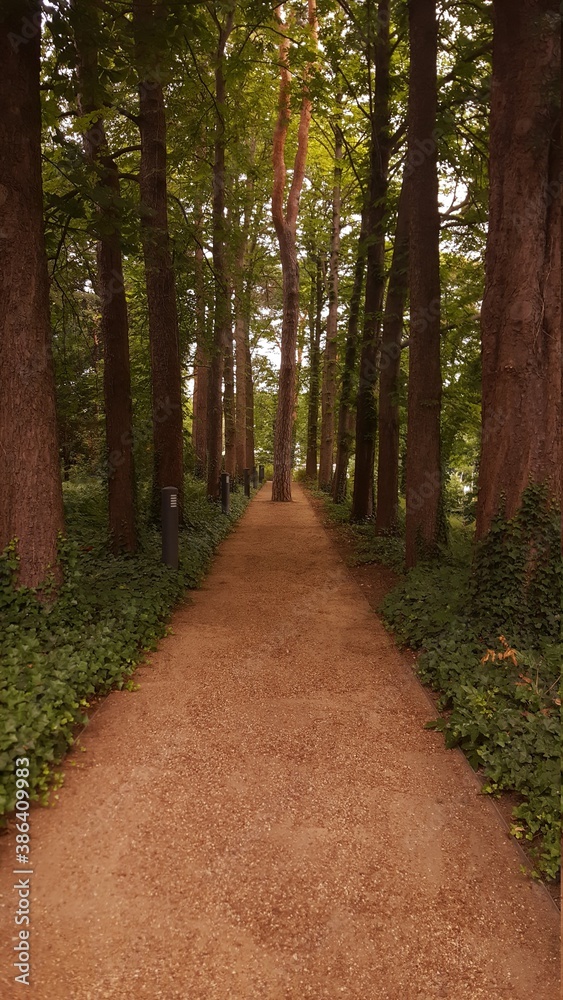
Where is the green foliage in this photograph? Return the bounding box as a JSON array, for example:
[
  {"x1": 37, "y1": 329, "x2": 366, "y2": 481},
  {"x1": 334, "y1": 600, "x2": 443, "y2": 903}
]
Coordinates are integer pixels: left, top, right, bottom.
[
  {"x1": 381, "y1": 485, "x2": 562, "y2": 880},
  {"x1": 0, "y1": 476, "x2": 248, "y2": 821}
]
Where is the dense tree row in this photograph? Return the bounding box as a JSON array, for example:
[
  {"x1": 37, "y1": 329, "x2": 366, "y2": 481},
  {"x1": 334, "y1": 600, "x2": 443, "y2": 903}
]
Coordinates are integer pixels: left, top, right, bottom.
[{"x1": 0, "y1": 0, "x2": 560, "y2": 590}]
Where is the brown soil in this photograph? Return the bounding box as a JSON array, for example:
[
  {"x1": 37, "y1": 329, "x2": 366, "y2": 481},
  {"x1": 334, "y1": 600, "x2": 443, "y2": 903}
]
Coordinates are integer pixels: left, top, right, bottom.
[{"x1": 0, "y1": 483, "x2": 559, "y2": 999}]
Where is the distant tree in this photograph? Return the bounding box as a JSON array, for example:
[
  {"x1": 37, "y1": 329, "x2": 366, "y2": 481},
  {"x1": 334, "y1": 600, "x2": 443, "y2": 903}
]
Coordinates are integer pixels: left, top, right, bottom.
[
  {"x1": 72, "y1": 0, "x2": 137, "y2": 553},
  {"x1": 375, "y1": 175, "x2": 409, "y2": 535},
  {"x1": 318, "y1": 117, "x2": 343, "y2": 492},
  {"x1": 351, "y1": 0, "x2": 391, "y2": 521},
  {"x1": 271, "y1": 0, "x2": 318, "y2": 501},
  {"x1": 404, "y1": 0, "x2": 442, "y2": 566},
  {"x1": 0, "y1": 0, "x2": 65, "y2": 589},
  {"x1": 133, "y1": 0, "x2": 184, "y2": 517}
]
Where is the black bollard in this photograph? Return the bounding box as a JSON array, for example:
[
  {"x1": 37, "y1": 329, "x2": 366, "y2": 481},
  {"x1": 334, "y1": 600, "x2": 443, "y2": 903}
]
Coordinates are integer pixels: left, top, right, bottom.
[
  {"x1": 259, "y1": 464, "x2": 264, "y2": 483},
  {"x1": 220, "y1": 472, "x2": 230, "y2": 514},
  {"x1": 252, "y1": 467, "x2": 258, "y2": 489},
  {"x1": 243, "y1": 468, "x2": 250, "y2": 497},
  {"x1": 161, "y1": 486, "x2": 179, "y2": 569}
]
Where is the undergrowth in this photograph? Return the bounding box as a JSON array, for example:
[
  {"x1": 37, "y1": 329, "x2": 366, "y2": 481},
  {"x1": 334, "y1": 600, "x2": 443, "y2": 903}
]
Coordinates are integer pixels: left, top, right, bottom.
[
  {"x1": 312, "y1": 483, "x2": 562, "y2": 880},
  {"x1": 0, "y1": 475, "x2": 249, "y2": 820}
]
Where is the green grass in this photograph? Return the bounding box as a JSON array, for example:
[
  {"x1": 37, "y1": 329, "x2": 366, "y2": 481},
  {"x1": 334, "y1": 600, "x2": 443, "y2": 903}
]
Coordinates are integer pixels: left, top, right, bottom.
[{"x1": 0, "y1": 474, "x2": 249, "y2": 819}]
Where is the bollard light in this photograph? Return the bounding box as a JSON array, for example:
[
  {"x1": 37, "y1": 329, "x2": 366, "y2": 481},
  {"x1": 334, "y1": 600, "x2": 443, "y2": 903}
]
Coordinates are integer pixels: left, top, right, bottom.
[
  {"x1": 252, "y1": 467, "x2": 258, "y2": 489},
  {"x1": 220, "y1": 472, "x2": 230, "y2": 515},
  {"x1": 259, "y1": 464, "x2": 264, "y2": 483},
  {"x1": 243, "y1": 468, "x2": 250, "y2": 497},
  {"x1": 161, "y1": 486, "x2": 179, "y2": 569}
]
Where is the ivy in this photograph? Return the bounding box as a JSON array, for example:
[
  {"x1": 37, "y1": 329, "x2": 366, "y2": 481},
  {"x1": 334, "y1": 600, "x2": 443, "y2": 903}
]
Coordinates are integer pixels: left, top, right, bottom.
[{"x1": 0, "y1": 476, "x2": 249, "y2": 821}]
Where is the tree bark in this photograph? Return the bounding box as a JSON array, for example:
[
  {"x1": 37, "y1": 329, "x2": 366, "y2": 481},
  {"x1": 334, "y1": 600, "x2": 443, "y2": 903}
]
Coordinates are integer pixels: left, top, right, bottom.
[
  {"x1": 0, "y1": 0, "x2": 65, "y2": 590},
  {"x1": 245, "y1": 338, "x2": 255, "y2": 474},
  {"x1": 271, "y1": 0, "x2": 318, "y2": 502},
  {"x1": 476, "y1": 0, "x2": 561, "y2": 537},
  {"x1": 351, "y1": 0, "x2": 391, "y2": 521},
  {"x1": 404, "y1": 0, "x2": 442, "y2": 567},
  {"x1": 318, "y1": 120, "x2": 343, "y2": 491},
  {"x1": 192, "y1": 205, "x2": 208, "y2": 478},
  {"x1": 223, "y1": 293, "x2": 236, "y2": 480},
  {"x1": 375, "y1": 175, "x2": 409, "y2": 535},
  {"x1": 305, "y1": 260, "x2": 323, "y2": 480},
  {"x1": 207, "y1": 6, "x2": 235, "y2": 499},
  {"x1": 234, "y1": 166, "x2": 254, "y2": 482},
  {"x1": 73, "y1": 0, "x2": 137, "y2": 553},
  {"x1": 133, "y1": 0, "x2": 184, "y2": 519},
  {"x1": 332, "y1": 208, "x2": 368, "y2": 503}
]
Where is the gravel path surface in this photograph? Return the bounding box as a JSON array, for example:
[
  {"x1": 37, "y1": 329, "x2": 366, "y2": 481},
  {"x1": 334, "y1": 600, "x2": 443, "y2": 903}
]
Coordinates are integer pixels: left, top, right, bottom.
[{"x1": 0, "y1": 483, "x2": 559, "y2": 999}]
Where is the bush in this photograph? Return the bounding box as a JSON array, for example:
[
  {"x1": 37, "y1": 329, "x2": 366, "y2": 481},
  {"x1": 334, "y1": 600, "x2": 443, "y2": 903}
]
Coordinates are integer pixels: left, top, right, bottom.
[{"x1": 0, "y1": 475, "x2": 249, "y2": 820}]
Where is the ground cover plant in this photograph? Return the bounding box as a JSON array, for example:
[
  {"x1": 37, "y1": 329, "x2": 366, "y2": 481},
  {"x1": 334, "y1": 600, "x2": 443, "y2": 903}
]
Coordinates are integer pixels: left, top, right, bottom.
[
  {"x1": 312, "y1": 484, "x2": 562, "y2": 881},
  {"x1": 0, "y1": 475, "x2": 249, "y2": 821}
]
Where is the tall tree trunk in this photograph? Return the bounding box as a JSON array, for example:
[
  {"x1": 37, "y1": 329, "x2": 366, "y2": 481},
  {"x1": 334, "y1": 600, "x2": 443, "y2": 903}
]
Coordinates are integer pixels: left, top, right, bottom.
[
  {"x1": 192, "y1": 205, "x2": 208, "y2": 479},
  {"x1": 133, "y1": 0, "x2": 184, "y2": 519},
  {"x1": 234, "y1": 165, "x2": 254, "y2": 481},
  {"x1": 223, "y1": 296, "x2": 236, "y2": 479},
  {"x1": 207, "y1": 6, "x2": 235, "y2": 499},
  {"x1": 305, "y1": 260, "x2": 323, "y2": 480},
  {"x1": 0, "y1": 0, "x2": 65, "y2": 590},
  {"x1": 234, "y1": 307, "x2": 247, "y2": 481},
  {"x1": 318, "y1": 120, "x2": 343, "y2": 491},
  {"x1": 332, "y1": 209, "x2": 368, "y2": 503},
  {"x1": 375, "y1": 175, "x2": 409, "y2": 535},
  {"x1": 73, "y1": 1, "x2": 137, "y2": 553},
  {"x1": 476, "y1": 0, "x2": 561, "y2": 537},
  {"x1": 271, "y1": 0, "x2": 318, "y2": 501},
  {"x1": 245, "y1": 338, "x2": 255, "y2": 474},
  {"x1": 404, "y1": 0, "x2": 442, "y2": 567},
  {"x1": 351, "y1": 0, "x2": 391, "y2": 521}
]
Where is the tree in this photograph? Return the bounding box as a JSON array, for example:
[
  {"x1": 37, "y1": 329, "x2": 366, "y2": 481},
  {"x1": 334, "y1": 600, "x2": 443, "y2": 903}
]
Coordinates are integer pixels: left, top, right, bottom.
[
  {"x1": 351, "y1": 0, "x2": 391, "y2": 521},
  {"x1": 133, "y1": 0, "x2": 184, "y2": 517},
  {"x1": 72, "y1": 0, "x2": 137, "y2": 553},
  {"x1": 0, "y1": 0, "x2": 65, "y2": 589},
  {"x1": 271, "y1": 0, "x2": 318, "y2": 502},
  {"x1": 305, "y1": 257, "x2": 324, "y2": 479},
  {"x1": 318, "y1": 116, "x2": 343, "y2": 491},
  {"x1": 332, "y1": 208, "x2": 367, "y2": 503},
  {"x1": 475, "y1": 0, "x2": 561, "y2": 537},
  {"x1": 404, "y1": 0, "x2": 442, "y2": 567},
  {"x1": 375, "y1": 174, "x2": 409, "y2": 534},
  {"x1": 192, "y1": 201, "x2": 209, "y2": 478}
]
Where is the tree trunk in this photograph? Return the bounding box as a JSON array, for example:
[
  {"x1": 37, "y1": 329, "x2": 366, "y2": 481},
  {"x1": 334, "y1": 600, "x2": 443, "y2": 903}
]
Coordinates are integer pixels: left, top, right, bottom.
[
  {"x1": 192, "y1": 206, "x2": 208, "y2": 479},
  {"x1": 234, "y1": 167, "x2": 254, "y2": 482},
  {"x1": 271, "y1": 1, "x2": 317, "y2": 502},
  {"x1": 375, "y1": 175, "x2": 409, "y2": 535},
  {"x1": 404, "y1": 0, "x2": 442, "y2": 567},
  {"x1": 332, "y1": 209, "x2": 368, "y2": 503},
  {"x1": 245, "y1": 339, "x2": 255, "y2": 474},
  {"x1": 0, "y1": 0, "x2": 65, "y2": 590},
  {"x1": 133, "y1": 0, "x2": 184, "y2": 519},
  {"x1": 207, "y1": 6, "x2": 235, "y2": 499},
  {"x1": 476, "y1": 0, "x2": 561, "y2": 537},
  {"x1": 73, "y1": 1, "x2": 137, "y2": 553},
  {"x1": 234, "y1": 308, "x2": 247, "y2": 481},
  {"x1": 318, "y1": 120, "x2": 343, "y2": 491},
  {"x1": 305, "y1": 260, "x2": 323, "y2": 480},
  {"x1": 223, "y1": 301, "x2": 236, "y2": 480},
  {"x1": 351, "y1": 0, "x2": 391, "y2": 521}
]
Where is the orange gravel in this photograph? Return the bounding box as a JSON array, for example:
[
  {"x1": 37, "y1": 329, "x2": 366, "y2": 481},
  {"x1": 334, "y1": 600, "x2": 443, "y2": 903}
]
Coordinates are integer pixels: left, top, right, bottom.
[{"x1": 0, "y1": 483, "x2": 559, "y2": 999}]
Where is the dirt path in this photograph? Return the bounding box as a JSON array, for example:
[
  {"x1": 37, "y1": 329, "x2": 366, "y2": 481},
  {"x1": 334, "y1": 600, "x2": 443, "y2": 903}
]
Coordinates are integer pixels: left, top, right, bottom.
[{"x1": 0, "y1": 483, "x2": 559, "y2": 999}]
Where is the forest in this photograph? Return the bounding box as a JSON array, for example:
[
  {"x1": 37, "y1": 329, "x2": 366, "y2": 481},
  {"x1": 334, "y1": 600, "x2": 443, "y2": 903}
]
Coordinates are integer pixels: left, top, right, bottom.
[{"x1": 0, "y1": 0, "x2": 561, "y2": 889}]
